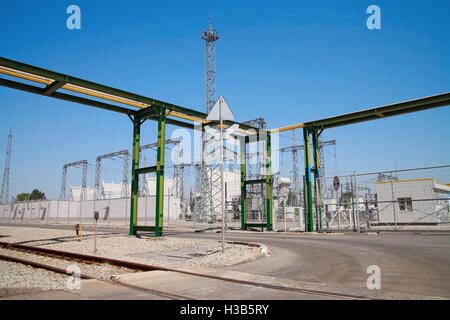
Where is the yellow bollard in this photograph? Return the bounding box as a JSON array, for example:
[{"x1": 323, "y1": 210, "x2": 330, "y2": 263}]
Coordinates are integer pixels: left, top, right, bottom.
[{"x1": 75, "y1": 224, "x2": 83, "y2": 242}]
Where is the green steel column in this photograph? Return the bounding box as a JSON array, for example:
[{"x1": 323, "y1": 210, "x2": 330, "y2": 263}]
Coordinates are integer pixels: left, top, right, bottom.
[
  {"x1": 303, "y1": 127, "x2": 313, "y2": 232},
  {"x1": 266, "y1": 133, "x2": 273, "y2": 231},
  {"x1": 240, "y1": 136, "x2": 247, "y2": 230},
  {"x1": 312, "y1": 129, "x2": 322, "y2": 230},
  {"x1": 129, "y1": 118, "x2": 140, "y2": 235},
  {"x1": 154, "y1": 108, "x2": 166, "y2": 237}
]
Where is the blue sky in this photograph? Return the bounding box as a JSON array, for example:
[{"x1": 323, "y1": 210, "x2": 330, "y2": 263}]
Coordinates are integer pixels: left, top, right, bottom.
[{"x1": 0, "y1": 0, "x2": 449, "y2": 199}]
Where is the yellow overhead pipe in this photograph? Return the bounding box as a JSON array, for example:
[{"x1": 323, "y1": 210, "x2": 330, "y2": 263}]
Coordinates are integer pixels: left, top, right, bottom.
[
  {"x1": 269, "y1": 123, "x2": 305, "y2": 133},
  {"x1": 0, "y1": 66, "x2": 275, "y2": 136},
  {"x1": 0, "y1": 67, "x2": 52, "y2": 86},
  {"x1": 0, "y1": 66, "x2": 150, "y2": 109},
  {"x1": 63, "y1": 84, "x2": 149, "y2": 109}
]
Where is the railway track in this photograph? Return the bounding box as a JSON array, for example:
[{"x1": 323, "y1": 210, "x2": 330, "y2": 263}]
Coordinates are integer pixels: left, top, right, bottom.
[{"x1": 0, "y1": 241, "x2": 374, "y2": 300}]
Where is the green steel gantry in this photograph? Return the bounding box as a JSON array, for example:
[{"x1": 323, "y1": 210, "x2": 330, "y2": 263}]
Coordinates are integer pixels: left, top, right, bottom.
[
  {"x1": 0, "y1": 57, "x2": 269, "y2": 236},
  {"x1": 0, "y1": 57, "x2": 449, "y2": 235},
  {"x1": 240, "y1": 132, "x2": 273, "y2": 231},
  {"x1": 271, "y1": 93, "x2": 450, "y2": 232}
]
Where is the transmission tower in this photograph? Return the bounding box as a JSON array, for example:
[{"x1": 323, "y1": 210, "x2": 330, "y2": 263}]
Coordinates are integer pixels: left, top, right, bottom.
[
  {"x1": 139, "y1": 138, "x2": 180, "y2": 197},
  {"x1": 0, "y1": 129, "x2": 12, "y2": 204},
  {"x1": 60, "y1": 160, "x2": 88, "y2": 200},
  {"x1": 95, "y1": 150, "x2": 129, "y2": 200},
  {"x1": 280, "y1": 138, "x2": 336, "y2": 204}
]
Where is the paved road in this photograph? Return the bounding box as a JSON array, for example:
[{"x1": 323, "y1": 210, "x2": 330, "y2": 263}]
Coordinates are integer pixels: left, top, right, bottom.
[{"x1": 172, "y1": 231, "x2": 450, "y2": 298}]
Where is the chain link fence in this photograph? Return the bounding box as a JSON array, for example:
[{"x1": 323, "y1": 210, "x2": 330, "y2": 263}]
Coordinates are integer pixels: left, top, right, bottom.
[
  {"x1": 318, "y1": 165, "x2": 450, "y2": 232},
  {"x1": 2, "y1": 165, "x2": 449, "y2": 233}
]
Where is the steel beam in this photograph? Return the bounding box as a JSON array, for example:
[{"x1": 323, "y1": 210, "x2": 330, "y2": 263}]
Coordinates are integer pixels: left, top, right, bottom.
[
  {"x1": 43, "y1": 80, "x2": 66, "y2": 96},
  {"x1": 154, "y1": 109, "x2": 166, "y2": 237},
  {"x1": 0, "y1": 57, "x2": 260, "y2": 131},
  {"x1": 0, "y1": 78, "x2": 135, "y2": 116},
  {"x1": 240, "y1": 136, "x2": 247, "y2": 230},
  {"x1": 304, "y1": 93, "x2": 450, "y2": 130},
  {"x1": 303, "y1": 127, "x2": 314, "y2": 232},
  {"x1": 135, "y1": 166, "x2": 157, "y2": 175},
  {"x1": 265, "y1": 133, "x2": 273, "y2": 231},
  {"x1": 312, "y1": 129, "x2": 322, "y2": 230},
  {"x1": 129, "y1": 118, "x2": 140, "y2": 235}
]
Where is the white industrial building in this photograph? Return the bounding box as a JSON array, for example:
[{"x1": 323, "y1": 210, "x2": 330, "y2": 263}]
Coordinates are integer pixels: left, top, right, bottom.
[{"x1": 375, "y1": 178, "x2": 450, "y2": 224}]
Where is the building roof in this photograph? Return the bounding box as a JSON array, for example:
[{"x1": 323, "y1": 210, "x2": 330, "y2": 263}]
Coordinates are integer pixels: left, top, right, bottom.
[{"x1": 375, "y1": 178, "x2": 450, "y2": 193}]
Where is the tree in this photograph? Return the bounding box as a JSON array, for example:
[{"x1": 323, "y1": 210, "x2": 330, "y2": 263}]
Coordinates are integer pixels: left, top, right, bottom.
[
  {"x1": 16, "y1": 192, "x2": 31, "y2": 202},
  {"x1": 30, "y1": 189, "x2": 46, "y2": 200},
  {"x1": 15, "y1": 189, "x2": 46, "y2": 202}
]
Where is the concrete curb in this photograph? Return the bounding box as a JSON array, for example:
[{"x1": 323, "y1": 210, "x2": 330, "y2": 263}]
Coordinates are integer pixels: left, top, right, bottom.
[{"x1": 222, "y1": 240, "x2": 270, "y2": 266}]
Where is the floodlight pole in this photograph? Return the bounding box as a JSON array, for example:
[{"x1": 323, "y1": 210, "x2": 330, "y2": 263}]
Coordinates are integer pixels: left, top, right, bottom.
[{"x1": 220, "y1": 99, "x2": 225, "y2": 252}]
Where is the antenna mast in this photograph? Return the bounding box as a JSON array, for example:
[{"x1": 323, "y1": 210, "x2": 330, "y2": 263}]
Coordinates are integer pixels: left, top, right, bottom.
[{"x1": 202, "y1": 15, "x2": 219, "y2": 113}]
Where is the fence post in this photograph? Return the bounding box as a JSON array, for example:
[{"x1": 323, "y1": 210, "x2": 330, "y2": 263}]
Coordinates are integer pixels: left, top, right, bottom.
[
  {"x1": 354, "y1": 171, "x2": 360, "y2": 232},
  {"x1": 390, "y1": 173, "x2": 397, "y2": 231},
  {"x1": 365, "y1": 197, "x2": 371, "y2": 230},
  {"x1": 47, "y1": 200, "x2": 50, "y2": 224},
  {"x1": 350, "y1": 177, "x2": 356, "y2": 231},
  {"x1": 144, "y1": 194, "x2": 148, "y2": 226},
  {"x1": 168, "y1": 194, "x2": 170, "y2": 227},
  {"x1": 56, "y1": 199, "x2": 60, "y2": 224},
  {"x1": 79, "y1": 197, "x2": 83, "y2": 225},
  {"x1": 68, "y1": 198, "x2": 71, "y2": 224}
]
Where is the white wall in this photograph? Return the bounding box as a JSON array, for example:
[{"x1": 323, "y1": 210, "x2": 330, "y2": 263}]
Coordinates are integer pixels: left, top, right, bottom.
[{"x1": 0, "y1": 195, "x2": 181, "y2": 224}]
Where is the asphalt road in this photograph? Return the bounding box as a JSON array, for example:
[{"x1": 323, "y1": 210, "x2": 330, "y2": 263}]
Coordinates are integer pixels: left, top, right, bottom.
[{"x1": 172, "y1": 230, "x2": 450, "y2": 298}]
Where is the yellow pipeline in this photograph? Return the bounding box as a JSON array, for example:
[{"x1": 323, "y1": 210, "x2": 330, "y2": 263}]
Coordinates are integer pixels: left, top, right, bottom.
[
  {"x1": 0, "y1": 67, "x2": 150, "y2": 109},
  {"x1": 269, "y1": 123, "x2": 304, "y2": 133},
  {"x1": 1, "y1": 66, "x2": 279, "y2": 136}
]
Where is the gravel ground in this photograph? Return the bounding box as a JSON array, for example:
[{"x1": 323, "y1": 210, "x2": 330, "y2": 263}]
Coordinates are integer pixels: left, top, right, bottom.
[
  {"x1": 0, "y1": 260, "x2": 67, "y2": 293},
  {"x1": 0, "y1": 225, "x2": 265, "y2": 292}
]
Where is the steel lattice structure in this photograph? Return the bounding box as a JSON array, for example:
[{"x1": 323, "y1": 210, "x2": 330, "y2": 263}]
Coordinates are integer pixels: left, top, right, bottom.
[
  {"x1": 202, "y1": 16, "x2": 219, "y2": 113},
  {"x1": 280, "y1": 138, "x2": 336, "y2": 206},
  {"x1": 138, "y1": 138, "x2": 180, "y2": 197},
  {"x1": 60, "y1": 160, "x2": 88, "y2": 201},
  {"x1": 95, "y1": 150, "x2": 129, "y2": 200},
  {"x1": 196, "y1": 17, "x2": 222, "y2": 223},
  {"x1": 0, "y1": 129, "x2": 12, "y2": 204},
  {"x1": 242, "y1": 118, "x2": 267, "y2": 220}
]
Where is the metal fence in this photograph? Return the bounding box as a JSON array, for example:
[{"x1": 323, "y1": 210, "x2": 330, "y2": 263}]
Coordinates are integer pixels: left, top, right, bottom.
[
  {"x1": 317, "y1": 165, "x2": 450, "y2": 232},
  {"x1": 2, "y1": 165, "x2": 449, "y2": 233}
]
